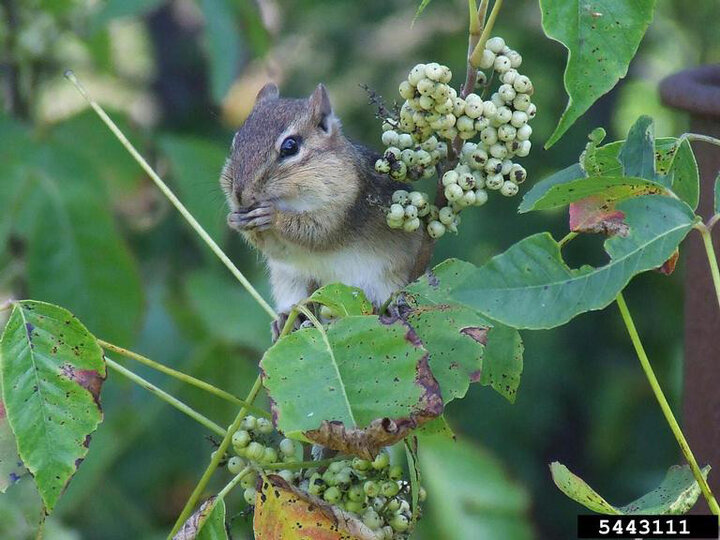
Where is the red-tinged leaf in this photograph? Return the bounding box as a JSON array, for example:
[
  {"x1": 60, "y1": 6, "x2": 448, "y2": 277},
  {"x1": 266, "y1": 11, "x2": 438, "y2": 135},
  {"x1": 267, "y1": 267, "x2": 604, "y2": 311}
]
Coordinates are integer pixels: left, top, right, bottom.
[
  {"x1": 253, "y1": 474, "x2": 379, "y2": 539},
  {"x1": 569, "y1": 196, "x2": 629, "y2": 236},
  {"x1": 656, "y1": 248, "x2": 680, "y2": 276}
]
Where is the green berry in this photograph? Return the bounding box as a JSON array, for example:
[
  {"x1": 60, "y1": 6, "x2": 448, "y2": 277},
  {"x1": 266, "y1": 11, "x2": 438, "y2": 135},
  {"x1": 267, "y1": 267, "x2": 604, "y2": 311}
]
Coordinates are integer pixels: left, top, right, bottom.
[
  {"x1": 516, "y1": 140, "x2": 532, "y2": 157},
  {"x1": 474, "y1": 188, "x2": 489, "y2": 206},
  {"x1": 486, "y1": 36, "x2": 506, "y2": 54},
  {"x1": 324, "y1": 486, "x2": 342, "y2": 504},
  {"x1": 482, "y1": 100, "x2": 497, "y2": 118},
  {"x1": 510, "y1": 164, "x2": 527, "y2": 183},
  {"x1": 381, "y1": 481, "x2": 400, "y2": 497},
  {"x1": 527, "y1": 103, "x2": 537, "y2": 118},
  {"x1": 392, "y1": 189, "x2": 409, "y2": 205},
  {"x1": 308, "y1": 473, "x2": 325, "y2": 495},
  {"x1": 442, "y1": 170, "x2": 459, "y2": 186},
  {"x1": 241, "y1": 415, "x2": 257, "y2": 431},
  {"x1": 279, "y1": 438, "x2": 296, "y2": 457},
  {"x1": 282, "y1": 454, "x2": 298, "y2": 464},
  {"x1": 228, "y1": 456, "x2": 246, "y2": 474},
  {"x1": 408, "y1": 64, "x2": 426, "y2": 86},
  {"x1": 457, "y1": 172, "x2": 476, "y2": 191},
  {"x1": 419, "y1": 486, "x2": 427, "y2": 502},
  {"x1": 348, "y1": 484, "x2": 365, "y2": 502},
  {"x1": 256, "y1": 417, "x2": 273, "y2": 434},
  {"x1": 232, "y1": 430, "x2": 251, "y2": 449},
  {"x1": 388, "y1": 465, "x2": 404, "y2": 481},
  {"x1": 364, "y1": 480, "x2": 380, "y2": 497},
  {"x1": 335, "y1": 470, "x2": 352, "y2": 485},
  {"x1": 390, "y1": 513, "x2": 409, "y2": 532},
  {"x1": 513, "y1": 93, "x2": 531, "y2": 111},
  {"x1": 261, "y1": 446, "x2": 278, "y2": 464},
  {"x1": 498, "y1": 83, "x2": 516, "y2": 103},
  {"x1": 517, "y1": 124, "x2": 532, "y2": 141},
  {"x1": 362, "y1": 508, "x2": 383, "y2": 530},
  {"x1": 444, "y1": 183, "x2": 463, "y2": 202},
  {"x1": 372, "y1": 452, "x2": 390, "y2": 470},
  {"x1": 400, "y1": 148, "x2": 414, "y2": 164},
  {"x1": 490, "y1": 143, "x2": 508, "y2": 159},
  {"x1": 494, "y1": 55, "x2": 511, "y2": 73},
  {"x1": 403, "y1": 217, "x2": 421, "y2": 232},
  {"x1": 501, "y1": 68, "x2": 519, "y2": 85},
  {"x1": 398, "y1": 80, "x2": 415, "y2": 100},
  {"x1": 389, "y1": 203, "x2": 405, "y2": 220},
  {"x1": 511, "y1": 110, "x2": 528, "y2": 128},
  {"x1": 501, "y1": 181, "x2": 519, "y2": 197},
  {"x1": 375, "y1": 158, "x2": 390, "y2": 173},
  {"x1": 481, "y1": 127, "x2": 498, "y2": 146},
  {"x1": 352, "y1": 458, "x2": 371, "y2": 472},
  {"x1": 513, "y1": 75, "x2": 532, "y2": 94},
  {"x1": 245, "y1": 441, "x2": 264, "y2": 461},
  {"x1": 387, "y1": 498, "x2": 401, "y2": 512},
  {"x1": 486, "y1": 174, "x2": 504, "y2": 190},
  {"x1": 276, "y1": 469, "x2": 295, "y2": 483},
  {"x1": 498, "y1": 124, "x2": 517, "y2": 142},
  {"x1": 243, "y1": 487, "x2": 257, "y2": 505},
  {"x1": 438, "y1": 206, "x2": 455, "y2": 225},
  {"x1": 384, "y1": 146, "x2": 401, "y2": 160},
  {"x1": 345, "y1": 500, "x2": 366, "y2": 514},
  {"x1": 507, "y1": 50, "x2": 523, "y2": 68},
  {"x1": 404, "y1": 205, "x2": 418, "y2": 219},
  {"x1": 479, "y1": 49, "x2": 495, "y2": 69},
  {"x1": 389, "y1": 161, "x2": 408, "y2": 180},
  {"x1": 387, "y1": 216, "x2": 404, "y2": 229},
  {"x1": 381, "y1": 130, "x2": 399, "y2": 147}
]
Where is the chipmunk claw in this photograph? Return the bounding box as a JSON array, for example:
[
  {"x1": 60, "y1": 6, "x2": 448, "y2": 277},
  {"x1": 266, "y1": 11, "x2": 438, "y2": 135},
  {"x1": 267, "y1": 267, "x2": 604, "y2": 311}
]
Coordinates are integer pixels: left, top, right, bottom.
[{"x1": 228, "y1": 203, "x2": 275, "y2": 232}]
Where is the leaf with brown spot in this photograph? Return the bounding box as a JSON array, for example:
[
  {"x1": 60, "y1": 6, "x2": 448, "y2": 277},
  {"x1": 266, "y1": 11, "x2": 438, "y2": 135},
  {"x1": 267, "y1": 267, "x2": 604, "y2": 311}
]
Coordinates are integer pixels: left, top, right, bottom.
[
  {"x1": 261, "y1": 316, "x2": 442, "y2": 458},
  {"x1": 569, "y1": 195, "x2": 629, "y2": 236},
  {"x1": 254, "y1": 474, "x2": 379, "y2": 539},
  {"x1": 656, "y1": 248, "x2": 680, "y2": 276},
  {"x1": 173, "y1": 497, "x2": 228, "y2": 540},
  {"x1": 0, "y1": 300, "x2": 106, "y2": 512}
]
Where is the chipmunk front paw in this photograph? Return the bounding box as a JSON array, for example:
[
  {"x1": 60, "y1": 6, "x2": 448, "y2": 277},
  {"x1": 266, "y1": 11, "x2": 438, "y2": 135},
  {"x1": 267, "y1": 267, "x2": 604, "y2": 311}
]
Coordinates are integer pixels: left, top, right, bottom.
[{"x1": 227, "y1": 203, "x2": 275, "y2": 232}]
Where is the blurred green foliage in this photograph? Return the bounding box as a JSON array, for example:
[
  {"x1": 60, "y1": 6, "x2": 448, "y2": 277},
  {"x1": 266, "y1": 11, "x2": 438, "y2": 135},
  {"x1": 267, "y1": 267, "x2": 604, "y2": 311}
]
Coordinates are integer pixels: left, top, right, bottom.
[{"x1": 0, "y1": 0, "x2": 717, "y2": 538}]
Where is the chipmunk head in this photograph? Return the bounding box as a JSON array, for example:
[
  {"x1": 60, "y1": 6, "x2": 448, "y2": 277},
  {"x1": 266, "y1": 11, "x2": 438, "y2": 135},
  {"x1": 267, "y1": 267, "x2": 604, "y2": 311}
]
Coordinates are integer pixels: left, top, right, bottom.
[{"x1": 222, "y1": 83, "x2": 356, "y2": 213}]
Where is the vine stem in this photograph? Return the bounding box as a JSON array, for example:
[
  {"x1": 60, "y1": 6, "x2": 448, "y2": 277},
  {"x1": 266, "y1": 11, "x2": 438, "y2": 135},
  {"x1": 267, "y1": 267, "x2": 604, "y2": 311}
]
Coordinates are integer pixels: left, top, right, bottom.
[
  {"x1": 216, "y1": 466, "x2": 252, "y2": 500},
  {"x1": 615, "y1": 293, "x2": 720, "y2": 515},
  {"x1": 97, "y1": 339, "x2": 270, "y2": 418},
  {"x1": 169, "y1": 376, "x2": 263, "y2": 538},
  {"x1": 63, "y1": 71, "x2": 277, "y2": 320},
  {"x1": 558, "y1": 231, "x2": 578, "y2": 248},
  {"x1": 694, "y1": 224, "x2": 720, "y2": 311},
  {"x1": 468, "y1": 0, "x2": 504, "y2": 68},
  {"x1": 105, "y1": 358, "x2": 226, "y2": 437},
  {"x1": 680, "y1": 133, "x2": 720, "y2": 148}
]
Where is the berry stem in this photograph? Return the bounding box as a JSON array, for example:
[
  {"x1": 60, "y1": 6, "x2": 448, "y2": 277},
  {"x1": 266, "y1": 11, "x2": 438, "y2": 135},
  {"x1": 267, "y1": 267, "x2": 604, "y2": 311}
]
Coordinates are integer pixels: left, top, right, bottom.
[
  {"x1": 169, "y1": 375, "x2": 264, "y2": 537},
  {"x1": 216, "y1": 466, "x2": 252, "y2": 500},
  {"x1": 680, "y1": 133, "x2": 720, "y2": 148},
  {"x1": 263, "y1": 457, "x2": 344, "y2": 471},
  {"x1": 63, "y1": 71, "x2": 277, "y2": 320},
  {"x1": 694, "y1": 223, "x2": 720, "y2": 311},
  {"x1": 468, "y1": 0, "x2": 504, "y2": 69},
  {"x1": 558, "y1": 231, "x2": 578, "y2": 248},
  {"x1": 615, "y1": 292, "x2": 720, "y2": 515},
  {"x1": 98, "y1": 339, "x2": 271, "y2": 418},
  {"x1": 105, "y1": 357, "x2": 226, "y2": 437}
]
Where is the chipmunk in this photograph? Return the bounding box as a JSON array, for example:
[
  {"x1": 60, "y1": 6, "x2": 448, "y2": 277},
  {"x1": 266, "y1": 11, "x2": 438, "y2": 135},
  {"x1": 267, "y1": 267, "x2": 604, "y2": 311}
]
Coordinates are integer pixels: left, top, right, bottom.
[{"x1": 221, "y1": 83, "x2": 432, "y2": 324}]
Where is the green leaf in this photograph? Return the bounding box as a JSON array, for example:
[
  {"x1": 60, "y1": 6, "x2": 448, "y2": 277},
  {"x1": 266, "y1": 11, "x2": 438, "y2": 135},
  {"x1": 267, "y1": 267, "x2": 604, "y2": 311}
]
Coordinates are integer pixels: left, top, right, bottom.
[
  {"x1": 453, "y1": 196, "x2": 695, "y2": 329},
  {"x1": 158, "y1": 135, "x2": 228, "y2": 248},
  {"x1": 618, "y1": 116, "x2": 657, "y2": 181},
  {"x1": 183, "y1": 269, "x2": 270, "y2": 350},
  {"x1": 550, "y1": 462, "x2": 710, "y2": 515},
  {"x1": 666, "y1": 139, "x2": 699, "y2": 210},
  {"x1": 414, "y1": 0, "x2": 434, "y2": 21},
  {"x1": 519, "y1": 164, "x2": 585, "y2": 213},
  {"x1": 0, "y1": 301, "x2": 106, "y2": 511},
  {"x1": 26, "y1": 147, "x2": 143, "y2": 344},
  {"x1": 0, "y1": 401, "x2": 26, "y2": 493},
  {"x1": 261, "y1": 316, "x2": 442, "y2": 457},
  {"x1": 175, "y1": 497, "x2": 228, "y2": 540},
  {"x1": 401, "y1": 305, "x2": 485, "y2": 403},
  {"x1": 416, "y1": 415, "x2": 454, "y2": 438},
  {"x1": 201, "y1": 0, "x2": 243, "y2": 103},
  {"x1": 540, "y1": 0, "x2": 656, "y2": 147},
  {"x1": 419, "y1": 436, "x2": 532, "y2": 539},
  {"x1": 403, "y1": 260, "x2": 524, "y2": 402},
  {"x1": 307, "y1": 284, "x2": 374, "y2": 317},
  {"x1": 521, "y1": 175, "x2": 667, "y2": 213}
]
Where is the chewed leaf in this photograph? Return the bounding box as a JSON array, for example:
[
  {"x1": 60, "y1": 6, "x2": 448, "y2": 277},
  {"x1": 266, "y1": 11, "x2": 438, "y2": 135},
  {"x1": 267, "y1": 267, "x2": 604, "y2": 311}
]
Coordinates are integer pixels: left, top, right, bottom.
[
  {"x1": 0, "y1": 401, "x2": 27, "y2": 493},
  {"x1": 254, "y1": 474, "x2": 379, "y2": 539},
  {"x1": 402, "y1": 264, "x2": 524, "y2": 402},
  {"x1": 550, "y1": 462, "x2": 620, "y2": 514},
  {"x1": 619, "y1": 116, "x2": 657, "y2": 181},
  {"x1": 540, "y1": 0, "x2": 656, "y2": 147},
  {"x1": 452, "y1": 196, "x2": 695, "y2": 329},
  {"x1": 261, "y1": 316, "x2": 442, "y2": 458},
  {"x1": 0, "y1": 301, "x2": 106, "y2": 511},
  {"x1": 173, "y1": 497, "x2": 228, "y2": 540},
  {"x1": 551, "y1": 462, "x2": 709, "y2": 515},
  {"x1": 307, "y1": 284, "x2": 374, "y2": 317},
  {"x1": 657, "y1": 248, "x2": 680, "y2": 276}
]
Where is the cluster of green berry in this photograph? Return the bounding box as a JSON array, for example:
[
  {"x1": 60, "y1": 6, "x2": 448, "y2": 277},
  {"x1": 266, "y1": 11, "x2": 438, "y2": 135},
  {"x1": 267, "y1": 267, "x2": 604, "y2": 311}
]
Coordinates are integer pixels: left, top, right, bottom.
[
  {"x1": 377, "y1": 36, "x2": 535, "y2": 238},
  {"x1": 300, "y1": 451, "x2": 423, "y2": 539},
  {"x1": 386, "y1": 189, "x2": 434, "y2": 232},
  {"x1": 225, "y1": 415, "x2": 301, "y2": 505}
]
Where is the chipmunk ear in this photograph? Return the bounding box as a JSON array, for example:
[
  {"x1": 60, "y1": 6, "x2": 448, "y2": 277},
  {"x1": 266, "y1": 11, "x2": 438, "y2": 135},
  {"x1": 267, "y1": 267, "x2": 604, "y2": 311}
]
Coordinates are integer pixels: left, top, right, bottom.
[
  {"x1": 309, "y1": 84, "x2": 339, "y2": 133},
  {"x1": 256, "y1": 82, "x2": 279, "y2": 102}
]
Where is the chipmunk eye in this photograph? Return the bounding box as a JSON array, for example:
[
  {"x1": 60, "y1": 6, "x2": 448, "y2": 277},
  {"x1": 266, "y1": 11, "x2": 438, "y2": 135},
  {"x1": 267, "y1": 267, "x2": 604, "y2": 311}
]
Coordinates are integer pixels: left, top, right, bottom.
[{"x1": 279, "y1": 136, "x2": 300, "y2": 157}]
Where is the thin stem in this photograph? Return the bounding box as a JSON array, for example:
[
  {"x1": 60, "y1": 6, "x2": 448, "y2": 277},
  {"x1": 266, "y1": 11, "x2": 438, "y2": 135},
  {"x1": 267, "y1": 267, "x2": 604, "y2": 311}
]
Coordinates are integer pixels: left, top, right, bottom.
[
  {"x1": 105, "y1": 358, "x2": 226, "y2": 437},
  {"x1": 468, "y1": 0, "x2": 504, "y2": 68},
  {"x1": 64, "y1": 72, "x2": 277, "y2": 320},
  {"x1": 97, "y1": 339, "x2": 270, "y2": 419},
  {"x1": 680, "y1": 133, "x2": 720, "y2": 148},
  {"x1": 695, "y1": 224, "x2": 720, "y2": 311},
  {"x1": 615, "y1": 293, "x2": 720, "y2": 515},
  {"x1": 169, "y1": 375, "x2": 263, "y2": 537},
  {"x1": 558, "y1": 231, "x2": 578, "y2": 248},
  {"x1": 216, "y1": 466, "x2": 252, "y2": 500},
  {"x1": 263, "y1": 457, "x2": 343, "y2": 471}
]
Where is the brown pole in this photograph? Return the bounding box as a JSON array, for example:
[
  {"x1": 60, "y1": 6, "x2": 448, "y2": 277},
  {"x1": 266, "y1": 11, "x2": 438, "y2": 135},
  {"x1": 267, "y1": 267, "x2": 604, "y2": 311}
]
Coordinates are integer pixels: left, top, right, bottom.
[{"x1": 660, "y1": 65, "x2": 720, "y2": 513}]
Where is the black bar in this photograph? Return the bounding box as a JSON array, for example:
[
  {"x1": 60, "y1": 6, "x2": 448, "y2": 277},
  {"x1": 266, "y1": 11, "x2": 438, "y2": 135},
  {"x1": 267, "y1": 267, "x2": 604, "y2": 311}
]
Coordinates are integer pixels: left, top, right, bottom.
[{"x1": 577, "y1": 515, "x2": 719, "y2": 539}]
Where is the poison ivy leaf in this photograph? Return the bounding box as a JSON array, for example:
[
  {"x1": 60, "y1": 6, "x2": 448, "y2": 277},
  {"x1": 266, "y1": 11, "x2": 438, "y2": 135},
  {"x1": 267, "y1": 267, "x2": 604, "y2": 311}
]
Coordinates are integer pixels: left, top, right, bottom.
[
  {"x1": 540, "y1": 0, "x2": 656, "y2": 147},
  {"x1": 551, "y1": 462, "x2": 710, "y2": 515},
  {"x1": 0, "y1": 401, "x2": 26, "y2": 493},
  {"x1": 183, "y1": 269, "x2": 270, "y2": 350},
  {"x1": 174, "y1": 497, "x2": 228, "y2": 540},
  {"x1": 0, "y1": 301, "x2": 106, "y2": 511},
  {"x1": 159, "y1": 135, "x2": 228, "y2": 247},
  {"x1": 569, "y1": 196, "x2": 629, "y2": 236},
  {"x1": 522, "y1": 175, "x2": 667, "y2": 213},
  {"x1": 253, "y1": 474, "x2": 377, "y2": 539},
  {"x1": 618, "y1": 116, "x2": 657, "y2": 181},
  {"x1": 261, "y1": 316, "x2": 442, "y2": 458},
  {"x1": 519, "y1": 164, "x2": 585, "y2": 213},
  {"x1": 419, "y1": 436, "x2": 532, "y2": 539},
  {"x1": 403, "y1": 261, "x2": 524, "y2": 402},
  {"x1": 200, "y1": 0, "x2": 243, "y2": 103},
  {"x1": 26, "y1": 147, "x2": 143, "y2": 344},
  {"x1": 400, "y1": 304, "x2": 486, "y2": 403},
  {"x1": 307, "y1": 284, "x2": 374, "y2": 317},
  {"x1": 453, "y1": 196, "x2": 695, "y2": 329}
]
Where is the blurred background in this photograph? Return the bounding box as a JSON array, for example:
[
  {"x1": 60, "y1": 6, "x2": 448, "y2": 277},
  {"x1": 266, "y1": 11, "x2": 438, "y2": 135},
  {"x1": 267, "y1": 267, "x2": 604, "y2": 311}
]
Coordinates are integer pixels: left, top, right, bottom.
[{"x1": 0, "y1": 0, "x2": 719, "y2": 538}]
